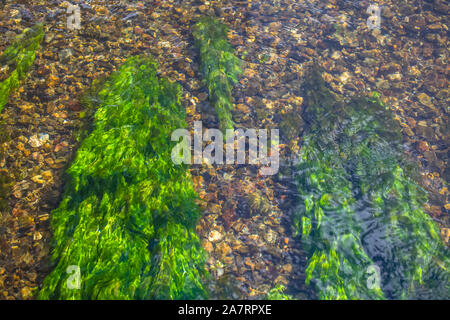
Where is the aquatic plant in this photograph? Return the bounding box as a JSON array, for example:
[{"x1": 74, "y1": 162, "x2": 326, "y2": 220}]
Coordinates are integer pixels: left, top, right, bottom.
[
  {"x1": 193, "y1": 16, "x2": 242, "y2": 133},
  {"x1": 38, "y1": 56, "x2": 208, "y2": 300},
  {"x1": 266, "y1": 284, "x2": 294, "y2": 300},
  {"x1": 293, "y1": 66, "x2": 449, "y2": 299},
  {"x1": 0, "y1": 23, "x2": 44, "y2": 112}
]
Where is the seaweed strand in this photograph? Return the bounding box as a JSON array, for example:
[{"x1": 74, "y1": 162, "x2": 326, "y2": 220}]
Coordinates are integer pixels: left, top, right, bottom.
[
  {"x1": 193, "y1": 17, "x2": 242, "y2": 133},
  {"x1": 38, "y1": 56, "x2": 208, "y2": 300}
]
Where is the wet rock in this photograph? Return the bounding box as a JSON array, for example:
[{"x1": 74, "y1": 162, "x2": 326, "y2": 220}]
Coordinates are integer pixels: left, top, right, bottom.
[
  {"x1": 417, "y1": 92, "x2": 433, "y2": 108},
  {"x1": 202, "y1": 239, "x2": 213, "y2": 253},
  {"x1": 416, "y1": 141, "x2": 430, "y2": 152},
  {"x1": 415, "y1": 121, "x2": 435, "y2": 139},
  {"x1": 433, "y1": 0, "x2": 450, "y2": 14},
  {"x1": 28, "y1": 133, "x2": 49, "y2": 148},
  {"x1": 209, "y1": 229, "x2": 223, "y2": 242},
  {"x1": 216, "y1": 242, "x2": 232, "y2": 259},
  {"x1": 263, "y1": 229, "x2": 277, "y2": 243},
  {"x1": 376, "y1": 79, "x2": 390, "y2": 90},
  {"x1": 244, "y1": 257, "x2": 255, "y2": 270},
  {"x1": 404, "y1": 15, "x2": 427, "y2": 32},
  {"x1": 381, "y1": 6, "x2": 394, "y2": 19},
  {"x1": 282, "y1": 263, "x2": 292, "y2": 273}
]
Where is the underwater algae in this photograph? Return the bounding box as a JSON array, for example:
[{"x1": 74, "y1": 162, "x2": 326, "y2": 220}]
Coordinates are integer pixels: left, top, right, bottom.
[
  {"x1": 293, "y1": 66, "x2": 449, "y2": 299},
  {"x1": 193, "y1": 17, "x2": 242, "y2": 133},
  {"x1": 266, "y1": 284, "x2": 294, "y2": 300},
  {"x1": 38, "y1": 56, "x2": 208, "y2": 300},
  {"x1": 0, "y1": 23, "x2": 44, "y2": 112}
]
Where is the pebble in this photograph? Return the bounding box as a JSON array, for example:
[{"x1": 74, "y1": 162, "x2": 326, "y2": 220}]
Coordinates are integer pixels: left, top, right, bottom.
[
  {"x1": 327, "y1": 52, "x2": 339, "y2": 62},
  {"x1": 31, "y1": 175, "x2": 45, "y2": 184},
  {"x1": 376, "y1": 79, "x2": 390, "y2": 90},
  {"x1": 28, "y1": 133, "x2": 49, "y2": 148},
  {"x1": 282, "y1": 264, "x2": 292, "y2": 273},
  {"x1": 216, "y1": 242, "x2": 232, "y2": 259},
  {"x1": 339, "y1": 72, "x2": 351, "y2": 84},
  {"x1": 417, "y1": 92, "x2": 433, "y2": 108},
  {"x1": 208, "y1": 229, "x2": 223, "y2": 242},
  {"x1": 244, "y1": 257, "x2": 255, "y2": 270}
]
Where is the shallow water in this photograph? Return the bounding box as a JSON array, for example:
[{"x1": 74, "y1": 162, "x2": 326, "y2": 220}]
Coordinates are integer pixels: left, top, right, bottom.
[{"x1": 0, "y1": 0, "x2": 448, "y2": 300}]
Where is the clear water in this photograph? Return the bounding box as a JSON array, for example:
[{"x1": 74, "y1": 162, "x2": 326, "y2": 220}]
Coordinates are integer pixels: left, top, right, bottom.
[{"x1": 0, "y1": 0, "x2": 448, "y2": 300}]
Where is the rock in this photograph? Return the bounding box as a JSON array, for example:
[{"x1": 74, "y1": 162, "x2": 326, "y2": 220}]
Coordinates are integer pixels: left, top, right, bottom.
[
  {"x1": 202, "y1": 239, "x2": 213, "y2": 253},
  {"x1": 441, "y1": 228, "x2": 450, "y2": 245},
  {"x1": 67, "y1": 100, "x2": 82, "y2": 111},
  {"x1": 31, "y1": 175, "x2": 45, "y2": 184},
  {"x1": 404, "y1": 15, "x2": 427, "y2": 32},
  {"x1": 208, "y1": 229, "x2": 223, "y2": 242},
  {"x1": 41, "y1": 170, "x2": 53, "y2": 181},
  {"x1": 417, "y1": 92, "x2": 433, "y2": 108},
  {"x1": 244, "y1": 68, "x2": 257, "y2": 78},
  {"x1": 58, "y1": 48, "x2": 73, "y2": 61},
  {"x1": 387, "y1": 72, "x2": 402, "y2": 81},
  {"x1": 29, "y1": 133, "x2": 49, "y2": 148},
  {"x1": 233, "y1": 240, "x2": 249, "y2": 254},
  {"x1": 403, "y1": 127, "x2": 414, "y2": 137},
  {"x1": 264, "y1": 230, "x2": 277, "y2": 243},
  {"x1": 409, "y1": 66, "x2": 421, "y2": 77},
  {"x1": 21, "y1": 287, "x2": 34, "y2": 299},
  {"x1": 198, "y1": 92, "x2": 208, "y2": 101},
  {"x1": 244, "y1": 257, "x2": 255, "y2": 270},
  {"x1": 427, "y1": 23, "x2": 442, "y2": 32},
  {"x1": 269, "y1": 22, "x2": 282, "y2": 32},
  {"x1": 216, "y1": 242, "x2": 232, "y2": 258},
  {"x1": 376, "y1": 79, "x2": 390, "y2": 90},
  {"x1": 415, "y1": 121, "x2": 435, "y2": 139},
  {"x1": 339, "y1": 72, "x2": 351, "y2": 84},
  {"x1": 398, "y1": 4, "x2": 415, "y2": 16},
  {"x1": 331, "y1": 51, "x2": 342, "y2": 60},
  {"x1": 416, "y1": 141, "x2": 430, "y2": 152},
  {"x1": 19, "y1": 102, "x2": 34, "y2": 112},
  {"x1": 381, "y1": 6, "x2": 394, "y2": 19},
  {"x1": 134, "y1": 26, "x2": 144, "y2": 35},
  {"x1": 433, "y1": 0, "x2": 450, "y2": 14},
  {"x1": 236, "y1": 104, "x2": 251, "y2": 113},
  {"x1": 282, "y1": 264, "x2": 292, "y2": 273}
]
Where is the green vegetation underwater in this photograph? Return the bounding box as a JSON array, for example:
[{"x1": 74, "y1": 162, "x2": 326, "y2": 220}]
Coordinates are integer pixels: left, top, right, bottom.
[{"x1": 0, "y1": 0, "x2": 448, "y2": 301}]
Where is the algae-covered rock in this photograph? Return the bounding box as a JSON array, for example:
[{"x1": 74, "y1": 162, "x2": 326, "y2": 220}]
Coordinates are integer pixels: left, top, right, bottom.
[
  {"x1": 193, "y1": 16, "x2": 242, "y2": 133},
  {"x1": 293, "y1": 66, "x2": 449, "y2": 299},
  {"x1": 38, "y1": 56, "x2": 208, "y2": 300},
  {"x1": 0, "y1": 23, "x2": 44, "y2": 112}
]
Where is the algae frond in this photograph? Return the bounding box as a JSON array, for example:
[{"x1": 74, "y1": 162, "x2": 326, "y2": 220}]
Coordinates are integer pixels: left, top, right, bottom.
[
  {"x1": 38, "y1": 56, "x2": 208, "y2": 300},
  {"x1": 0, "y1": 23, "x2": 44, "y2": 112},
  {"x1": 293, "y1": 66, "x2": 449, "y2": 299},
  {"x1": 193, "y1": 17, "x2": 242, "y2": 133}
]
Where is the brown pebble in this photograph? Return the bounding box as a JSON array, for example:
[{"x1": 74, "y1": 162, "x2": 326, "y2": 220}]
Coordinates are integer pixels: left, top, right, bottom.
[{"x1": 416, "y1": 141, "x2": 429, "y2": 152}]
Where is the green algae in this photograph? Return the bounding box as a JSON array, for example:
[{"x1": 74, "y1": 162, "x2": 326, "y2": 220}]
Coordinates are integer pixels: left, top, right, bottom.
[
  {"x1": 293, "y1": 66, "x2": 449, "y2": 300},
  {"x1": 266, "y1": 284, "x2": 294, "y2": 300},
  {"x1": 193, "y1": 16, "x2": 242, "y2": 133},
  {"x1": 38, "y1": 56, "x2": 208, "y2": 300},
  {"x1": 0, "y1": 23, "x2": 44, "y2": 112}
]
